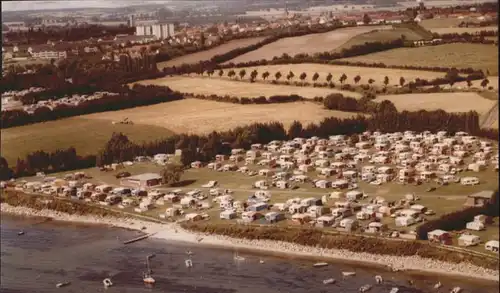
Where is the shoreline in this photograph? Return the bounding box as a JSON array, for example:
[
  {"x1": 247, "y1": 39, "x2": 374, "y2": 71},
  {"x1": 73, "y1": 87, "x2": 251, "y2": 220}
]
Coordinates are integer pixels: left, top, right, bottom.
[{"x1": 2, "y1": 203, "x2": 499, "y2": 284}]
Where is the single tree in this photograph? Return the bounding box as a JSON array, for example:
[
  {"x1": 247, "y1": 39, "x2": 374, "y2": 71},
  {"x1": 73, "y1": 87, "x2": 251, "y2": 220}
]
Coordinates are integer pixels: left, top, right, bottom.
[
  {"x1": 339, "y1": 73, "x2": 347, "y2": 84},
  {"x1": 480, "y1": 78, "x2": 490, "y2": 89},
  {"x1": 363, "y1": 13, "x2": 372, "y2": 25},
  {"x1": 399, "y1": 77, "x2": 406, "y2": 87},
  {"x1": 275, "y1": 71, "x2": 282, "y2": 81},
  {"x1": 286, "y1": 71, "x2": 295, "y2": 81},
  {"x1": 312, "y1": 72, "x2": 320, "y2": 82},
  {"x1": 250, "y1": 69, "x2": 258, "y2": 81},
  {"x1": 299, "y1": 72, "x2": 307, "y2": 81},
  {"x1": 466, "y1": 79, "x2": 473, "y2": 88},
  {"x1": 326, "y1": 73, "x2": 333, "y2": 83},
  {"x1": 368, "y1": 78, "x2": 375, "y2": 86},
  {"x1": 160, "y1": 163, "x2": 184, "y2": 186},
  {"x1": 262, "y1": 71, "x2": 270, "y2": 80},
  {"x1": 218, "y1": 69, "x2": 224, "y2": 77},
  {"x1": 239, "y1": 69, "x2": 246, "y2": 80},
  {"x1": 353, "y1": 75, "x2": 361, "y2": 84},
  {"x1": 228, "y1": 69, "x2": 236, "y2": 79},
  {"x1": 383, "y1": 76, "x2": 389, "y2": 88}
]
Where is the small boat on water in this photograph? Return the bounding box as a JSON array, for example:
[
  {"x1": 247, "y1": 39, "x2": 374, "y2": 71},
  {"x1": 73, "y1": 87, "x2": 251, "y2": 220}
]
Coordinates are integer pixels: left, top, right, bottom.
[
  {"x1": 359, "y1": 284, "x2": 372, "y2": 292},
  {"x1": 375, "y1": 275, "x2": 383, "y2": 284},
  {"x1": 103, "y1": 278, "x2": 113, "y2": 288},
  {"x1": 186, "y1": 250, "x2": 193, "y2": 256},
  {"x1": 259, "y1": 259, "x2": 265, "y2": 264},
  {"x1": 17, "y1": 231, "x2": 25, "y2": 236},
  {"x1": 143, "y1": 273, "x2": 155, "y2": 285},
  {"x1": 234, "y1": 253, "x2": 245, "y2": 261},
  {"x1": 323, "y1": 278, "x2": 336, "y2": 285},
  {"x1": 56, "y1": 282, "x2": 70, "y2": 288},
  {"x1": 342, "y1": 271, "x2": 356, "y2": 277},
  {"x1": 313, "y1": 262, "x2": 328, "y2": 268},
  {"x1": 450, "y1": 287, "x2": 462, "y2": 293},
  {"x1": 185, "y1": 259, "x2": 193, "y2": 268},
  {"x1": 434, "y1": 282, "x2": 442, "y2": 289},
  {"x1": 390, "y1": 288, "x2": 399, "y2": 293}
]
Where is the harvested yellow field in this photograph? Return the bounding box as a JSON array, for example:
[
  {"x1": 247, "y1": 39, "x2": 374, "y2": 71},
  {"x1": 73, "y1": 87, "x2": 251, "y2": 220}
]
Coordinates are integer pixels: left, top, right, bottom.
[
  {"x1": 376, "y1": 92, "x2": 496, "y2": 114},
  {"x1": 85, "y1": 99, "x2": 359, "y2": 135},
  {"x1": 225, "y1": 26, "x2": 392, "y2": 64},
  {"x1": 340, "y1": 43, "x2": 499, "y2": 75},
  {"x1": 213, "y1": 63, "x2": 447, "y2": 87},
  {"x1": 134, "y1": 76, "x2": 361, "y2": 99},
  {"x1": 429, "y1": 26, "x2": 497, "y2": 34},
  {"x1": 156, "y1": 37, "x2": 265, "y2": 69}
]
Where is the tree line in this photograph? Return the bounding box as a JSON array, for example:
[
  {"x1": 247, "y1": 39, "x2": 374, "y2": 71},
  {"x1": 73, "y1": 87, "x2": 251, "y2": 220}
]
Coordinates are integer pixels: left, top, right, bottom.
[
  {"x1": 1, "y1": 104, "x2": 497, "y2": 180},
  {"x1": 3, "y1": 25, "x2": 135, "y2": 45},
  {"x1": 0, "y1": 148, "x2": 96, "y2": 180},
  {"x1": 1, "y1": 84, "x2": 183, "y2": 128}
]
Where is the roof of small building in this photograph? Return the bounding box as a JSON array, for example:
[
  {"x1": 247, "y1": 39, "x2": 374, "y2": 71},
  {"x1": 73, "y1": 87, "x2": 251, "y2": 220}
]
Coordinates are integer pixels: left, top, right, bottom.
[{"x1": 468, "y1": 190, "x2": 495, "y2": 199}]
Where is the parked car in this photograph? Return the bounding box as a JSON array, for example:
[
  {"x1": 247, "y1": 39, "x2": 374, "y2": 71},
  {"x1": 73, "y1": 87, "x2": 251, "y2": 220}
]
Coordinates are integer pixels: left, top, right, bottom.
[{"x1": 115, "y1": 171, "x2": 131, "y2": 179}]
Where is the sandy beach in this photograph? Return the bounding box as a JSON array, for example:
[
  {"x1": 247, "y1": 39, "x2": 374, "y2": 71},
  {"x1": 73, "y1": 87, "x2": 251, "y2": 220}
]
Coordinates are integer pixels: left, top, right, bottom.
[{"x1": 2, "y1": 203, "x2": 499, "y2": 283}]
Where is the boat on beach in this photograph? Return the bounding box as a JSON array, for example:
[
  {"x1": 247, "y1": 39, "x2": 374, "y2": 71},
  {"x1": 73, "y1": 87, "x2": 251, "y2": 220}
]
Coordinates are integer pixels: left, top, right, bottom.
[
  {"x1": 342, "y1": 271, "x2": 356, "y2": 277},
  {"x1": 56, "y1": 282, "x2": 70, "y2": 288},
  {"x1": 323, "y1": 278, "x2": 336, "y2": 285},
  {"x1": 359, "y1": 284, "x2": 372, "y2": 292},
  {"x1": 390, "y1": 288, "x2": 399, "y2": 293},
  {"x1": 103, "y1": 278, "x2": 113, "y2": 288},
  {"x1": 313, "y1": 262, "x2": 328, "y2": 268}
]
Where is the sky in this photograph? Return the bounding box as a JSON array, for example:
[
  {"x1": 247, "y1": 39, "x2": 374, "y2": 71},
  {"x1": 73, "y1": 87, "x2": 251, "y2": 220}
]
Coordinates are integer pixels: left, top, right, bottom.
[{"x1": 1, "y1": 1, "x2": 175, "y2": 11}]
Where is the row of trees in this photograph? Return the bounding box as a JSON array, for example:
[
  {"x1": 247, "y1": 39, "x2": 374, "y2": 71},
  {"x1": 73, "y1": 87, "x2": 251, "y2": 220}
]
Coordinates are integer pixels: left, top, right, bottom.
[
  {"x1": 2, "y1": 103, "x2": 496, "y2": 179},
  {"x1": 1, "y1": 84, "x2": 183, "y2": 128},
  {"x1": 0, "y1": 148, "x2": 96, "y2": 180},
  {"x1": 1, "y1": 52, "x2": 159, "y2": 93},
  {"x1": 4, "y1": 25, "x2": 135, "y2": 45},
  {"x1": 189, "y1": 93, "x2": 305, "y2": 105},
  {"x1": 160, "y1": 35, "x2": 402, "y2": 77}
]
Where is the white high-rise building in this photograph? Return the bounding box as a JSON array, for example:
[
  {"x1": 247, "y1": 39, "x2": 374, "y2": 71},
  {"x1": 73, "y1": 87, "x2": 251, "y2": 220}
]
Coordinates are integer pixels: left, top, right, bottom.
[{"x1": 135, "y1": 23, "x2": 175, "y2": 39}]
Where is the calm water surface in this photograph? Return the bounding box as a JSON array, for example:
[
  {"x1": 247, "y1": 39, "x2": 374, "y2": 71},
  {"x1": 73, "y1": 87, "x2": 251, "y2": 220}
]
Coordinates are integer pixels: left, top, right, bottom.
[{"x1": 0, "y1": 215, "x2": 497, "y2": 293}]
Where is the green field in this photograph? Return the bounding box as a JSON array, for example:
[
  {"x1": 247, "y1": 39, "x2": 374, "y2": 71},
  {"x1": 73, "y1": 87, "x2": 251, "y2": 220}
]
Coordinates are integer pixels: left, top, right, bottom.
[
  {"x1": 335, "y1": 27, "x2": 426, "y2": 52},
  {"x1": 1, "y1": 118, "x2": 173, "y2": 165},
  {"x1": 340, "y1": 43, "x2": 499, "y2": 75}
]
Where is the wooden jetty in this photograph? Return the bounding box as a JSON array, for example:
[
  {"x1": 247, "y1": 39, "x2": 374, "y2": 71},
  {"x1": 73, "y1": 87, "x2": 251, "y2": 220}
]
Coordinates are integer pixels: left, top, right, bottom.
[{"x1": 123, "y1": 232, "x2": 156, "y2": 245}]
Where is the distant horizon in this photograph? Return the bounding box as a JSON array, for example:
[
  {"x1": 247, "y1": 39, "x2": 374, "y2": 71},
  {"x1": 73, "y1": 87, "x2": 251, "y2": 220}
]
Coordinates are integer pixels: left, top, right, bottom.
[{"x1": 1, "y1": 0, "x2": 175, "y2": 12}]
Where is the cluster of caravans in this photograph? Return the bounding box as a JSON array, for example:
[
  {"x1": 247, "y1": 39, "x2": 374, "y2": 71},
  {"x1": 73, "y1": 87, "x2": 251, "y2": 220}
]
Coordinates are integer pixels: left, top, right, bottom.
[
  {"x1": 428, "y1": 214, "x2": 499, "y2": 253},
  {"x1": 21, "y1": 91, "x2": 117, "y2": 114},
  {"x1": 193, "y1": 131, "x2": 496, "y2": 191}
]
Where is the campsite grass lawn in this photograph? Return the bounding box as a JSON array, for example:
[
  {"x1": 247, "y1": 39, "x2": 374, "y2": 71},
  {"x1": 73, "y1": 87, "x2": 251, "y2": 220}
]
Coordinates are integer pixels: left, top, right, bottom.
[
  {"x1": 20, "y1": 161, "x2": 499, "y2": 253},
  {"x1": 340, "y1": 43, "x2": 499, "y2": 76},
  {"x1": 1, "y1": 118, "x2": 173, "y2": 166},
  {"x1": 23, "y1": 161, "x2": 498, "y2": 223}
]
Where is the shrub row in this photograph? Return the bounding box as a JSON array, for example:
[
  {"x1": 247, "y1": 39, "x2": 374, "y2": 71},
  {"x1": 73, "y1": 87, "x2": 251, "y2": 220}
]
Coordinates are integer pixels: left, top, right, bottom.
[
  {"x1": 1, "y1": 190, "x2": 122, "y2": 218},
  {"x1": 1, "y1": 84, "x2": 184, "y2": 129},
  {"x1": 416, "y1": 191, "x2": 499, "y2": 240}
]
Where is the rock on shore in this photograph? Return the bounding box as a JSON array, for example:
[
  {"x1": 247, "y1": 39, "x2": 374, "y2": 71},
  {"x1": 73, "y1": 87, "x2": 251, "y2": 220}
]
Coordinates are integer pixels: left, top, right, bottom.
[{"x1": 2, "y1": 203, "x2": 498, "y2": 282}]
